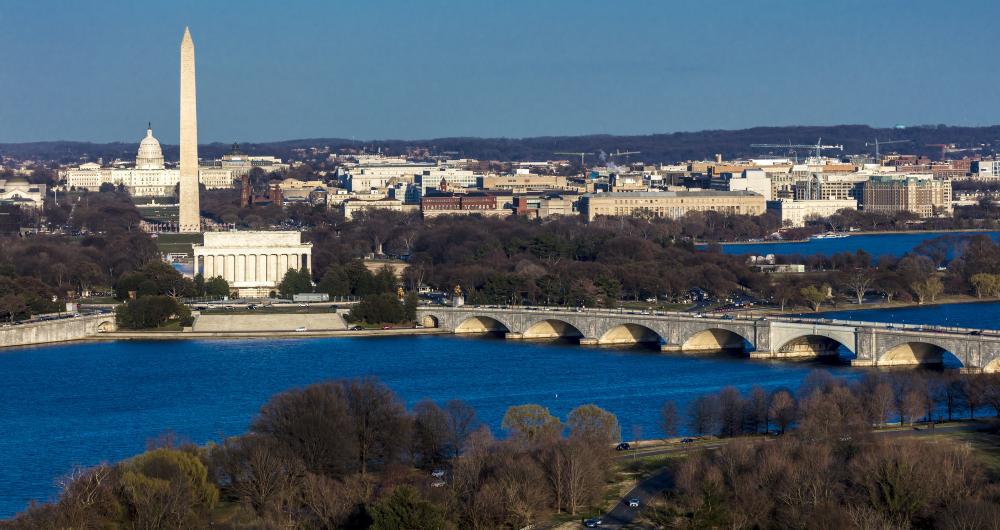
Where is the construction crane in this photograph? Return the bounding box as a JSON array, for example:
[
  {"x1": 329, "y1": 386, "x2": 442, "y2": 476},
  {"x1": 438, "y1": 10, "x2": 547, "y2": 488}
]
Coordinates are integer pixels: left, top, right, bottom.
[
  {"x1": 554, "y1": 152, "x2": 594, "y2": 167},
  {"x1": 926, "y1": 143, "x2": 982, "y2": 160},
  {"x1": 607, "y1": 149, "x2": 640, "y2": 162},
  {"x1": 865, "y1": 138, "x2": 910, "y2": 160},
  {"x1": 749, "y1": 138, "x2": 844, "y2": 162}
]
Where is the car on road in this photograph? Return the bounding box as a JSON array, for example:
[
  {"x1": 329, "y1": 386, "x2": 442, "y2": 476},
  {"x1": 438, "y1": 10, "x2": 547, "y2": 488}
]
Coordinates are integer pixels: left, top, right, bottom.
[
  {"x1": 627, "y1": 498, "x2": 641, "y2": 508},
  {"x1": 349, "y1": 326, "x2": 364, "y2": 331},
  {"x1": 382, "y1": 325, "x2": 392, "y2": 330},
  {"x1": 615, "y1": 442, "x2": 631, "y2": 451},
  {"x1": 680, "y1": 437, "x2": 695, "y2": 443},
  {"x1": 583, "y1": 518, "x2": 603, "y2": 527},
  {"x1": 294, "y1": 327, "x2": 307, "y2": 332},
  {"x1": 431, "y1": 469, "x2": 446, "y2": 478}
]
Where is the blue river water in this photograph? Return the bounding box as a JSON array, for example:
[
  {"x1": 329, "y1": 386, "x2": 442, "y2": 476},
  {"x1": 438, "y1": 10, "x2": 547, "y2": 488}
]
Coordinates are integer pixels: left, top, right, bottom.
[
  {"x1": 4, "y1": 231, "x2": 1000, "y2": 518},
  {"x1": 717, "y1": 230, "x2": 1000, "y2": 257},
  {"x1": 4, "y1": 301, "x2": 1000, "y2": 517},
  {"x1": 0, "y1": 335, "x2": 866, "y2": 517}
]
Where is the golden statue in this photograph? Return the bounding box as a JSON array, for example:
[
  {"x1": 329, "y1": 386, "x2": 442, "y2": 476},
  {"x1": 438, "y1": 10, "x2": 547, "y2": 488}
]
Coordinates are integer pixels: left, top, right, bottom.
[
  {"x1": 453, "y1": 285, "x2": 462, "y2": 297},
  {"x1": 397, "y1": 287, "x2": 405, "y2": 300}
]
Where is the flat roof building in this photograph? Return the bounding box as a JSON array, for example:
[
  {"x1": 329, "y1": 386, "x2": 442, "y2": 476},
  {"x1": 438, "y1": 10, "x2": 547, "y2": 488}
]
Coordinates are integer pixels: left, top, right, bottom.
[
  {"x1": 862, "y1": 174, "x2": 952, "y2": 218},
  {"x1": 579, "y1": 190, "x2": 766, "y2": 222}
]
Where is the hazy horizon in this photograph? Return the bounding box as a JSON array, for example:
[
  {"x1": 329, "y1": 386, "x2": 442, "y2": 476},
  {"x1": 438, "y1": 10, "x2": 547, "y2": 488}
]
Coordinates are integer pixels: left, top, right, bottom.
[{"x1": 1, "y1": 0, "x2": 997, "y2": 143}]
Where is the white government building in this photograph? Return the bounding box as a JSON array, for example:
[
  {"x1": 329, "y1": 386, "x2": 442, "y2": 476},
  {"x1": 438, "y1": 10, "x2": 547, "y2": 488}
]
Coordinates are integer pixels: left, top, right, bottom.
[
  {"x1": 60, "y1": 126, "x2": 236, "y2": 196},
  {"x1": 0, "y1": 177, "x2": 46, "y2": 209},
  {"x1": 192, "y1": 231, "x2": 312, "y2": 298}
]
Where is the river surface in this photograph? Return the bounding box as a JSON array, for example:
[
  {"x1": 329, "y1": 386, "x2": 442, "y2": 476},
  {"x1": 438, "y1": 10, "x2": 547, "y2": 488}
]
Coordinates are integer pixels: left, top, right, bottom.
[
  {"x1": 6, "y1": 302, "x2": 1000, "y2": 517},
  {"x1": 717, "y1": 230, "x2": 1000, "y2": 257}
]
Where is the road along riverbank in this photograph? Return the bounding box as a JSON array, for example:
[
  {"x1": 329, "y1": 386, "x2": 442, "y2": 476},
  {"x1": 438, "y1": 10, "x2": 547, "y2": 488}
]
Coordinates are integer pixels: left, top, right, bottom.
[{"x1": 97, "y1": 327, "x2": 449, "y2": 341}]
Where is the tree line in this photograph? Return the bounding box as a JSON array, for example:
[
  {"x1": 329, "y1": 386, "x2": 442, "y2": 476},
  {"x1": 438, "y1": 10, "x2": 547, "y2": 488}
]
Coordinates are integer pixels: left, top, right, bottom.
[
  {"x1": 9, "y1": 368, "x2": 1000, "y2": 529},
  {"x1": 647, "y1": 369, "x2": 1000, "y2": 528},
  {"x1": 7, "y1": 377, "x2": 621, "y2": 529}
]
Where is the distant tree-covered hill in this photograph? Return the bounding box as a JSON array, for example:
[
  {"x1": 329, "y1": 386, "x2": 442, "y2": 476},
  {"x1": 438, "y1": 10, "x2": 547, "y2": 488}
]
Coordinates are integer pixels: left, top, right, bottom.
[{"x1": 5, "y1": 124, "x2": 1000, "y2": 165}]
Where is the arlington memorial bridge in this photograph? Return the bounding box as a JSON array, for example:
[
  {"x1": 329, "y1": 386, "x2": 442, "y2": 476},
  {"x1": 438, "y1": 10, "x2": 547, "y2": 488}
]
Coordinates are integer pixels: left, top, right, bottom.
[{"x1": 416, "y1": 306, "x2": 1000, "y2": 372}]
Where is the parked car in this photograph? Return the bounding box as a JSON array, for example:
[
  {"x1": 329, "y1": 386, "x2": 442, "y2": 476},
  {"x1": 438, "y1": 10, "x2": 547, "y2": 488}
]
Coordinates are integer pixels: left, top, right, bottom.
[
  {"x1": 583, "y1": 518, "x2": 603, "y2": 528},
  {"x1": 615, "y1": 442, "x2": 631, "y2": 451},
  {"x1": 431, "y1": 469, "x2": 446, "y2": 478}
]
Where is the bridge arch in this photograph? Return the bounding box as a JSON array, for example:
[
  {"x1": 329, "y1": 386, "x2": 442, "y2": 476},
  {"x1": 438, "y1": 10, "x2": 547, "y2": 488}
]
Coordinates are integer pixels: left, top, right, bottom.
[
  {"x1": 681, "y1": 326, "x2": 754, "y2": 353},
  {"x1": 420, "y1": 314, "x2": 440, "y2": 328},
  {"x1": 774, "y1": 333, "x2": 855, "y2": 360},
  {"x1": 454, "y1": 315, "x2": 511, "y2": 334},
  {"x1": 96, "y1": 320, "x2": 115, "y2": 333},
  {"x1": 521, "y1": 318, "x2": 585, "y2": 341},
  {"x1": 877, "y1": 340, "x2": 961, "y2": 368},
  {"x1": 982, "y1": 357, "x2": 1000, "y2": 373},
  {"x1": 597, "y1": 323, "x2": 663, "y2": 346}
]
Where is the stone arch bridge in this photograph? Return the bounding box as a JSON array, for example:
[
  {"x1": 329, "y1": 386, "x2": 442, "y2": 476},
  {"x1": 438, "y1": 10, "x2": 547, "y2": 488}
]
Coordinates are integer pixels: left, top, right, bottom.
[{"x1": 416, "y1": 306, "x2": 1000, "y2": 372}]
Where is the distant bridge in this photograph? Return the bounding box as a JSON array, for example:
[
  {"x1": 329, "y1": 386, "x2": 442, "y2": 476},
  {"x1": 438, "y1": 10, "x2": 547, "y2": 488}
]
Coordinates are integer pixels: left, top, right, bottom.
[{"x1": 416, "y1": 306, "x2": 1000, "y2": 372}]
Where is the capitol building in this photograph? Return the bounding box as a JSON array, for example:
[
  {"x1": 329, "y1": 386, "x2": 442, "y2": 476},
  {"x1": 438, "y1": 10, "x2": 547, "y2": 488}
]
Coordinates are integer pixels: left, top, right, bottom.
[{"x1": 59, "y1": 125, "x2": 237, "y2": 197}]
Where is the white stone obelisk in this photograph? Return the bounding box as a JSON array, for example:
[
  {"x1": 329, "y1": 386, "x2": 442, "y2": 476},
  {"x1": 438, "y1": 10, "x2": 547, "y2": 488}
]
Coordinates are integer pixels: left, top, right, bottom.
[{"x1": 178, "y1": 26, "x2": 201, "y2": 233}]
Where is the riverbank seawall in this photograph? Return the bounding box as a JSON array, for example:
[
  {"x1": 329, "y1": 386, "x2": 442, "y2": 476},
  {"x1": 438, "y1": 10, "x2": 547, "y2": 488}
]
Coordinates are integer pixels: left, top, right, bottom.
[
  {"x1": 192, "y1": 313, "x2": 347, "y2": 332},
  {"x1": 98, "y1": 327, "x2": 448, "y2": 341},
  {"x1": 0, "y1": 314, "x2": 117, "y2": 348}
]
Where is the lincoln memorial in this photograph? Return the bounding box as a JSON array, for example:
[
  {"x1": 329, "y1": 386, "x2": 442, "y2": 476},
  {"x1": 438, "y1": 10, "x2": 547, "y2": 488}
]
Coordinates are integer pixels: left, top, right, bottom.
[{"x1": 192, "y1": 231, "x2": 312, "y2": 297}]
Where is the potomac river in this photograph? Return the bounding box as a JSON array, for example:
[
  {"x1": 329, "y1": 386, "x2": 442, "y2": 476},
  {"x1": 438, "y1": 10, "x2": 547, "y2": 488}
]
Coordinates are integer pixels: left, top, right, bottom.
[
  {"x1": 718, "y1": 230, "x2": 1000, "y2": 257},
  {"x1": 4, "y1": 230, "x2": 1000, "y2": 517},
  {"x1": 4, "y1": 301, "x2": 1000, "y2": 516}
]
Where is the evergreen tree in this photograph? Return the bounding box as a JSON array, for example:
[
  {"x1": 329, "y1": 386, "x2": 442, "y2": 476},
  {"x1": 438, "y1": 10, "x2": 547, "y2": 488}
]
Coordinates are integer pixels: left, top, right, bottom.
[
  {"x1": 404, "y1": 291, "x2": 418, "y2": 322},
  {"x1": 277, "y1": 268, "x2": 313, "y2": 299},
  {"x1": 317, "y1": 265, "x2": 351, "y2": 296}
]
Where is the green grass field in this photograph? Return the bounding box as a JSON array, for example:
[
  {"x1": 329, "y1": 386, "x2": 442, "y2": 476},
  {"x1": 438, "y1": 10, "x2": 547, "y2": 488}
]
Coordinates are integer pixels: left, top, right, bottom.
[{"x1": 155, "y1": 233, "x2": 203, "y2": 256}]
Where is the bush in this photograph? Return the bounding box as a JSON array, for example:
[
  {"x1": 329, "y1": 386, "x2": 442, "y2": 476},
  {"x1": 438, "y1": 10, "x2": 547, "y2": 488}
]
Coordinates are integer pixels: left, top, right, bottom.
[
  {"x1": 348, "y1": 293, "x2": 406, "y2": 324},
  {"x1": 116, "y1": 295, "x2": 188, "y2": 329}
]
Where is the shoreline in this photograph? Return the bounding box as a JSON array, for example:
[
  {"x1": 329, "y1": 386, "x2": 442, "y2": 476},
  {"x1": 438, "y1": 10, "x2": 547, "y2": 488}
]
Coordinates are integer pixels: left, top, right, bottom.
[
  {"x1": 774, "y1": 295, "x2": 996, "y2": 316},
  {"x1": 96, "y1": 327, "x2": 450, "y2": 341},
  {"x1": 697, "y1": 227, "x2": 999, "y2": 247}
]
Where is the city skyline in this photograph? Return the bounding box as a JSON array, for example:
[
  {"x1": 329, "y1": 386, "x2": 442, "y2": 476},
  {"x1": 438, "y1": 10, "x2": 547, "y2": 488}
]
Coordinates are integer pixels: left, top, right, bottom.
[{"x1": 1, "y1": 0, "x2": 999, "y2": 143}]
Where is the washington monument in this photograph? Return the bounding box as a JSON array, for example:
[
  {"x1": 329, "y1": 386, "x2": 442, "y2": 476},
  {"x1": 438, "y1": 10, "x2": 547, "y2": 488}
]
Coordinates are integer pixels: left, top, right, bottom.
[{"x1": 178, "y1": 26, "x2": 200, "y2": 233}]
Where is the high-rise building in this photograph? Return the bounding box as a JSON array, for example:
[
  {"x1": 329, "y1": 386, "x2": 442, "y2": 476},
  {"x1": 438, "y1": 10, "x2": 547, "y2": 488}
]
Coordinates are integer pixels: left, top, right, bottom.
[
  {"x1": 862, "y1": 174, "x2": 952, "y2": 217},
  {"x1": 178, "y1": 27, "x2": 200, "y2": 233}
]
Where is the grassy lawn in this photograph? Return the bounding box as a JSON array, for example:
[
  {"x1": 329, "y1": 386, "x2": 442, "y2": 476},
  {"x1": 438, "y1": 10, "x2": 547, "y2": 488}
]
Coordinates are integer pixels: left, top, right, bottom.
[{"x1": 155, "y1": 233, "x2": 203, "y2": 256}]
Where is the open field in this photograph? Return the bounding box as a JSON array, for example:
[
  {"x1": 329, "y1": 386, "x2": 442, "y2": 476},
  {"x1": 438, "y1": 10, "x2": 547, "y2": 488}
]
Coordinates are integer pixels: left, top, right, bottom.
[{"x1": 154, "y1": 232, "x2": 202, "y2": 256}]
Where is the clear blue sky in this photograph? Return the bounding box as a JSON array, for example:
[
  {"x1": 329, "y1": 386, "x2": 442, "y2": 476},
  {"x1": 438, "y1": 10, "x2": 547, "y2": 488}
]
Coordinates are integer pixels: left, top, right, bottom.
[{"x1": 0, "y1": 0, "x2": 996, "y2": 143}]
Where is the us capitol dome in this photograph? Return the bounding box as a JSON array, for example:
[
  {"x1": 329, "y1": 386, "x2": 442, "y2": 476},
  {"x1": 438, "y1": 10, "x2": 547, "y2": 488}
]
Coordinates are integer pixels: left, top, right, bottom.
[{"x1": 135, "y1": 124, "x2": 165, "y2": 170}]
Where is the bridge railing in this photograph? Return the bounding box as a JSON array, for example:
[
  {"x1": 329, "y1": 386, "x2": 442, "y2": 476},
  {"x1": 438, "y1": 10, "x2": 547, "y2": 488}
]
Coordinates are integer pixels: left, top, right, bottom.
[{"x1": 419, "y1": 303, "x2": 996, "y2": 337}]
